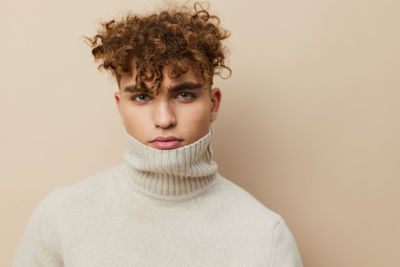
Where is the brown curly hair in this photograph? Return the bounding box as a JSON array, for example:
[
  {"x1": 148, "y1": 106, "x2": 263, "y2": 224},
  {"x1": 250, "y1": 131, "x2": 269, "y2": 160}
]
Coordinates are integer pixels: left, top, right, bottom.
[{"x1": 83, "y1": 1, "x2": 231, "y2": 95}]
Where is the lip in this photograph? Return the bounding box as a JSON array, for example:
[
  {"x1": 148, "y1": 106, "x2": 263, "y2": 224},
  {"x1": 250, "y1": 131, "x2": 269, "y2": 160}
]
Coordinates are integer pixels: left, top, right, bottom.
[
  {"x1": 150, "y1": 136, "x2": 183, "y2": 149},
  {"x1": 151, "y1": 136, "x2": 182, "y2": 142}
]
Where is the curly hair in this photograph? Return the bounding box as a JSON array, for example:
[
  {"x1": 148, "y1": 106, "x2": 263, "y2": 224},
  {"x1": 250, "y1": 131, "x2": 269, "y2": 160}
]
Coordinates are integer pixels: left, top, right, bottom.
[{"x1": 83, "y1": 1, "x2": 231, "y2": 95}]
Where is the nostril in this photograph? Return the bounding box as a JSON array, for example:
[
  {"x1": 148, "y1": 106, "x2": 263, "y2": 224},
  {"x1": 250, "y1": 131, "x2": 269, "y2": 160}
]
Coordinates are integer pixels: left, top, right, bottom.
[
  {"x1": 155, "y1": 118, "x2": 177, "y2": 129},
  {"x1": 167, "y1": 123, "x2": 176, "y2": 129},
  {"x1": 153, "y1": 102, "x2": 177, "y2": 129}
]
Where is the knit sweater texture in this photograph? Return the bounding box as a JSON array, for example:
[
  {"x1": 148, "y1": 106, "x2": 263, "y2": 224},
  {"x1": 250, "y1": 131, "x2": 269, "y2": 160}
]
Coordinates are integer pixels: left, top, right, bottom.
[{"x1": 13, "y1": 126, "x2": 303, "y2": 267}]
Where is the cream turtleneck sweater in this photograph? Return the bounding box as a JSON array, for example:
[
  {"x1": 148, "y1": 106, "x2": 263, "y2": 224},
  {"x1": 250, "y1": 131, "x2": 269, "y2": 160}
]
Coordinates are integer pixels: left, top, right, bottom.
[{"x1": 13, "y1": 126, "x2": 303, "y2": 267}]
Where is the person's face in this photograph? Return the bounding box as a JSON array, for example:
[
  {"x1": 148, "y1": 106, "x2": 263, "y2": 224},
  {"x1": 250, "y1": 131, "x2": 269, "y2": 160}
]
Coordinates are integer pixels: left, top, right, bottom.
[{"x1": 114, "y1": 59, "x2": 221, "y2": 150}]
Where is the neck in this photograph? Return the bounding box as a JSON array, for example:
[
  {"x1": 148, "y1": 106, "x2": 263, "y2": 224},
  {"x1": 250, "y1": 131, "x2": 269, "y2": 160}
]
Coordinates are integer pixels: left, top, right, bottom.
[{"x1": 123, "y1": 126, "x2": 218, "y2": 200}]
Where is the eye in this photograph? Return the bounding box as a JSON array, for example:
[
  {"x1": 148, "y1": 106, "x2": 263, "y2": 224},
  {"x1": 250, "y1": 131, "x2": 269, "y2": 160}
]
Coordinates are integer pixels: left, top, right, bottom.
[
  {"x1": 176, "y1": 92, "x2": 195, "y2": 99},
  {"x1": 132, "y1": 94, "x2": 151, "y2": 102}
]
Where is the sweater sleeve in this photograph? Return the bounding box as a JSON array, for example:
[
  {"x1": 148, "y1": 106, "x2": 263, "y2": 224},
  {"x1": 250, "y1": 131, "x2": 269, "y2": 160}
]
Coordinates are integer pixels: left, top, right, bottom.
[
  {"x1": 13, "y1": 188, "x2": 64, "y2": 267},
  {"x1": 269, "y1": 217, "x2": 304, "y2": 267}
]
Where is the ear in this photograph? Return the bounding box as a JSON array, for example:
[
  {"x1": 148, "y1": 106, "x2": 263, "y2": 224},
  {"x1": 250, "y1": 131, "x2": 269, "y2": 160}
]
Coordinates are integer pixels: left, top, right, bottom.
[
  {"x1": 209, "y1": 87, "x2": 222, "y2": 122},
  {"x1": 114, "y1": 91, "x2": 124, "y2": 124}
]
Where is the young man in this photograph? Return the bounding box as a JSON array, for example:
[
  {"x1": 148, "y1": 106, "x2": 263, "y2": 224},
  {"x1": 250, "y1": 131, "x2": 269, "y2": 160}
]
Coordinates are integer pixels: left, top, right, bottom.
[{"x1": 14, "y1": 2, "x2": 303, "y2": 266}]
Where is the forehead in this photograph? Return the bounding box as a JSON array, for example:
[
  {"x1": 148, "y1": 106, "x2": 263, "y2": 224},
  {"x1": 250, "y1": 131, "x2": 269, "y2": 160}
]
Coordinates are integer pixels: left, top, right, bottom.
[{"x1": 119, "y1": 58, "x2": 203, "y2": 89}]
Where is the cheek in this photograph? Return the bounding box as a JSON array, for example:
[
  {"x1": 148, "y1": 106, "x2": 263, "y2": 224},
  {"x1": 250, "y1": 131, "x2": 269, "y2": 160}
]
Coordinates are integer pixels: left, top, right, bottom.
[
  {"x1": 180, "y1": 98, "x2": 210, "y2": 121},
  {"x1": 177, "y1": 100, "x2": 211, "y2": 137},
  {"x1": 119, "y1": 102, "x2": 151, "y2": 139}
]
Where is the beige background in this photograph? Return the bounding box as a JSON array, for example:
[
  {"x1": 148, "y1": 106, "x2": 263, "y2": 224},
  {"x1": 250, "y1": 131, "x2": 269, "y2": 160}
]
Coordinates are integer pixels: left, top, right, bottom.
[{"x1": 2, "y1": 0, "x2": 399, "y2": 266}]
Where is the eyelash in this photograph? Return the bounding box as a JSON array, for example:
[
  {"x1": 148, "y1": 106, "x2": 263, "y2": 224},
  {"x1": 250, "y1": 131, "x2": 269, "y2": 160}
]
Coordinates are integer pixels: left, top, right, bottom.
[
  {"x1": 131, "y1": 94, "x2": 151, "y2": 102},
  {"x1": 176, "y1": 92, "x2": 196, "y2": 99},
  {"x1": 130, "y1": 92, "x2": 196, "y2": 102}
]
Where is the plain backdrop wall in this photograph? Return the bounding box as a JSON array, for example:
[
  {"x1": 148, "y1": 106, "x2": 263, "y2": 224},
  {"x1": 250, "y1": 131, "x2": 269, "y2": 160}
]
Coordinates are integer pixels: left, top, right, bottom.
[{"x1": 2, "y1": 0, "x2": 400, "y2": 266}]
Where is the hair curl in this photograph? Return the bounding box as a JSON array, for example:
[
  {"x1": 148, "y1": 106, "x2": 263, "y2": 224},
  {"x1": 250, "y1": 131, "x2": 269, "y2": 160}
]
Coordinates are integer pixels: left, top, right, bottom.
[{"x1": 83, "y1": 1, "x2": 231, "y2": 94}]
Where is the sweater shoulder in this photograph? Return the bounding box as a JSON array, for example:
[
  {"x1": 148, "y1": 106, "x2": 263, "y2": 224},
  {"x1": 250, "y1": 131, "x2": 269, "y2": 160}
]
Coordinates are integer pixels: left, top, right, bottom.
[
  {"x1": 213, "y1": 173, "x2": 283, "y2": 227},
  {"x1": 13, "y1": 164, "x2": 129, "y2": 266},
  {"x1": 39, "y1": 163, "x2": 129, "y2": 213}
]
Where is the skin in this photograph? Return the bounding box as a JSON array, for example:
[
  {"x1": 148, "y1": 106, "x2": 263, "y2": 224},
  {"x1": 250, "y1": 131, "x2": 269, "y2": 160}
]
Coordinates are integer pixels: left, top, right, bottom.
[{"x1": 114, "y1": 58, "x2": 221, "y2": 149}]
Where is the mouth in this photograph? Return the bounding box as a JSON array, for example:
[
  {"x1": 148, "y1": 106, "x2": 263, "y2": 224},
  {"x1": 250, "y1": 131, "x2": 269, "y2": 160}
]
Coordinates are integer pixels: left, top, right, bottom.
[{"x1": 150, "y1": 136, "x2": 183, "y2": 149}]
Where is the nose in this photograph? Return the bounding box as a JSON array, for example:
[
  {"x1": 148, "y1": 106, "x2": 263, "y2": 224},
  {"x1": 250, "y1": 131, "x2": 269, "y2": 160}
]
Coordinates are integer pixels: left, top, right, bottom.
[{"x1": 152, "y1": 100, "x2": 177, "y2": 129}]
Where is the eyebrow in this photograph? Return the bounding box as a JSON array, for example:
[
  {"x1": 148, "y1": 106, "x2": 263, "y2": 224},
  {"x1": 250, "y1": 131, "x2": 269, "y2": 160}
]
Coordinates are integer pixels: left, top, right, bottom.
[
  {"x1": 167, "y1": 82, "x2": 203, "y2": 92},
  {"x1": 123, "y1": 86, "x2": 149, "y2": 94},
  {"x1": 123, "y1": 81, "x2": 203, "y2": 94}
]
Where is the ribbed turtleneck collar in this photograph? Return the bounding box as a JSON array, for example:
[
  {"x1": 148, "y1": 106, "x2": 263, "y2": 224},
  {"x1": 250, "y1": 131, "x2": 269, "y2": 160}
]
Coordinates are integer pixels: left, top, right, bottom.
[{"x1": 122, "y1": 126, "x2": 218, "y2": 200}]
